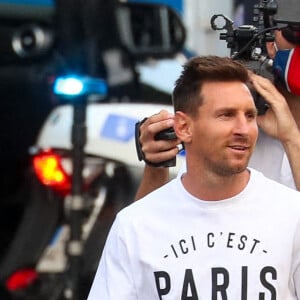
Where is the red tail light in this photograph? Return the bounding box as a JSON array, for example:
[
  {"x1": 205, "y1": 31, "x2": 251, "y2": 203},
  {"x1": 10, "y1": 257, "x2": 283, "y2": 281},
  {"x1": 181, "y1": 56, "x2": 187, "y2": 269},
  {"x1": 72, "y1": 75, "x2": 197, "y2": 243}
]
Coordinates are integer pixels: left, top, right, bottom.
[
  {"x1": 6, "y1": 268, "x2": 38, "y2": 291},
  {"x1": 33, "y1": 149, "x2": 71, "y2": 196}
]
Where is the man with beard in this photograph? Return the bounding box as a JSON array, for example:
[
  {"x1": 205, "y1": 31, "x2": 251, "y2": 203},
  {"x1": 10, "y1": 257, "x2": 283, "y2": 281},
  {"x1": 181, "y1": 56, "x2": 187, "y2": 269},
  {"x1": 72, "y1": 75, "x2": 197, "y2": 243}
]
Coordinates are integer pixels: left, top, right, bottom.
[{"x1": 88, "y1": 56, "x2": 300, "y2": 299}]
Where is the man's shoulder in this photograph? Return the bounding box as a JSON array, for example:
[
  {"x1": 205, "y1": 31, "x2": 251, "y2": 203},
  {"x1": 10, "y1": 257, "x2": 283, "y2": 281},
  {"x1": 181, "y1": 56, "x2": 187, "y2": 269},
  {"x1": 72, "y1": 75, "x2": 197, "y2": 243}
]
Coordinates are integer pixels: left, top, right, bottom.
[
  {"x1": 251, "y1": 168, "x2": 300, "y2": 205},
  {"x1": 118, "y1": 178, "x2": 178, "y2": 220}
]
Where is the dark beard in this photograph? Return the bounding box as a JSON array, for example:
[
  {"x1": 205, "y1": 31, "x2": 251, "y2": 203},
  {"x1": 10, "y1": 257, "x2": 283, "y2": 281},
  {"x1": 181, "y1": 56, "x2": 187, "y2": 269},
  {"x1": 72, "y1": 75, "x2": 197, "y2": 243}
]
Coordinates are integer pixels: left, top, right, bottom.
[{"x1": 203, "y1": 156, "x2": 249, "y2": 177}]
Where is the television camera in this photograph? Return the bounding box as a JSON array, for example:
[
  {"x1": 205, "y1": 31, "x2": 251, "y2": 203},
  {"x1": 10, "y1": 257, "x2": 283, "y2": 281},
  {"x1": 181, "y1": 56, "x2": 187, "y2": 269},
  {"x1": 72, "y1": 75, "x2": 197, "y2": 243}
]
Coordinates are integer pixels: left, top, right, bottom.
[
  {"x1": 211, "y1": 0, "x2": 300, "y2": 64},
  {"x1": 210, "y1": 0, "x2": 300, "y2": 115}
]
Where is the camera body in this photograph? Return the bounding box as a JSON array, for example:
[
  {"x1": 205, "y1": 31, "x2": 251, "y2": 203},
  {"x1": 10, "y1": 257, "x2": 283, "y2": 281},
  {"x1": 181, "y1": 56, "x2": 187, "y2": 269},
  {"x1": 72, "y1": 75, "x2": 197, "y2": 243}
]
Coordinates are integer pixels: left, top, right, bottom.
[
  {"x1": 211, "y1": 0, "x2": 300, "y2": 62},
  {"x1": 210, "y1": 0, "x2": 300, "y2": 115}
]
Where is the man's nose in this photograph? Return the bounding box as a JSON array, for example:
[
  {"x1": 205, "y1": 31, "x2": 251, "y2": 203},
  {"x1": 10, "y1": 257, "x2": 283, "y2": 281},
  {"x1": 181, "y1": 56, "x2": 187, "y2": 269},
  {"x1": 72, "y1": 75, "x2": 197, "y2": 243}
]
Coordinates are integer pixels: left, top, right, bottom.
[{"x1": 234, "y1": 115, "x2": 249, "y2": 135}]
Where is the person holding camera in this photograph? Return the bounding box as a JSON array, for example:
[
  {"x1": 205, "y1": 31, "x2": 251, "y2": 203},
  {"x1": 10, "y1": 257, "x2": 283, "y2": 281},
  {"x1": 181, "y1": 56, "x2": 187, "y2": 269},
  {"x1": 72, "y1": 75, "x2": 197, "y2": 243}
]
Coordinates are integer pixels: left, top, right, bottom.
[
  {"x1": 134, "y1": 26, "x2": 300, "y2": 200},
  {"x1": 88, "y1": 56, "x2": 300, "y2": 299}
]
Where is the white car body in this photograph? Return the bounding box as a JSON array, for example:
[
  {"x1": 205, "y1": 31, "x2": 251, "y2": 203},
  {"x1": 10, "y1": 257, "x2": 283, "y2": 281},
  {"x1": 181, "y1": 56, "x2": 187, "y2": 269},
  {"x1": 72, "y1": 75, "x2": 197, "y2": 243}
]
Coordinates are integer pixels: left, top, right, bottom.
[{"x1": 35, "y1": 102, "x2": 185, "y2": 179}]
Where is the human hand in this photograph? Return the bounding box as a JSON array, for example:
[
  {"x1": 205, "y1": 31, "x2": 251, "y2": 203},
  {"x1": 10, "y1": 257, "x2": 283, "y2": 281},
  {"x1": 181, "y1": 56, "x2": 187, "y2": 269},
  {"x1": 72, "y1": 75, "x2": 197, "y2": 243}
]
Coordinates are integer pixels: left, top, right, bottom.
[
  {"x1": 250, "y1": 73, "x2": 299, "y2": 143},
  {"x1": 138, "y1": 110, "x2": 182, "y2": 165}
]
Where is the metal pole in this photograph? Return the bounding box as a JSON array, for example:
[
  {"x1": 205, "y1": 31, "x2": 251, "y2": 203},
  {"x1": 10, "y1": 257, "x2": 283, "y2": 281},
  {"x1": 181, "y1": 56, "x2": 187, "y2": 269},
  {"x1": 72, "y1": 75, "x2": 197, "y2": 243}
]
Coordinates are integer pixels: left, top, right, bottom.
[
  {"x1": 64, "y1": 96, "x2": 87, "y2": 300},
  {"x1": 54, "y1": 1, "x2": 119, "y2": 298},
  {"x1": 54, "y1": 2, "x2": 86, "y2": 299}
]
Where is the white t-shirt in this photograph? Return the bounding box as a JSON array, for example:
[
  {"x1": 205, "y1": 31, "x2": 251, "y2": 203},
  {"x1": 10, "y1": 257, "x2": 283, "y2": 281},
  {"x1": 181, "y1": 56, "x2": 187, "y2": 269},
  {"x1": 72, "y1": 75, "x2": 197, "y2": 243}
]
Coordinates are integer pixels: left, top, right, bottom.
[{"x1": 88, "y1": 169, "x2": 300, "y2": 299}]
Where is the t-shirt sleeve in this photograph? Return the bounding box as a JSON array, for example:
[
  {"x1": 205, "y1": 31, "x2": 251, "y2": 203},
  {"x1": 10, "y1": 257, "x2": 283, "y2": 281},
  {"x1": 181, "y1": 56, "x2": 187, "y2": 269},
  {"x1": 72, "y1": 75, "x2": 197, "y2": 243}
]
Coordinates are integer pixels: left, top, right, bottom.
[{"x1": 87, "y1": 215, "x2": 136, "y2": 299}]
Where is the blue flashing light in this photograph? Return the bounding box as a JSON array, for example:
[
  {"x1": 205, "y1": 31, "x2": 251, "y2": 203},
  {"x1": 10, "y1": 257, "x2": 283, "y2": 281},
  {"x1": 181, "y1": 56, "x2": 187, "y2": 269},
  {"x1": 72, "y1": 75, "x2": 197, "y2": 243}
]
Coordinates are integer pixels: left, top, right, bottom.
[
  {"x1": 53, "y1": 75, "x2": 108, "y2": 98},
  {"x1": 54, "y1": 77, "x2": 84, "y2": 96}
]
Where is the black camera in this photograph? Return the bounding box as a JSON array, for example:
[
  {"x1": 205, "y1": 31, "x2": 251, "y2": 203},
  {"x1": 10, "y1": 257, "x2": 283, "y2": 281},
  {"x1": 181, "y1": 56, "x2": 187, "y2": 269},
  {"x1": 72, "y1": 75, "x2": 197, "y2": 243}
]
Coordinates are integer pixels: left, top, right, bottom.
[
  {"x1": 211, "y1": 0, "x2": 300, "y2": 115},
  {"x1": 211, "y1": 0, "x2": 300, "y2": 62}
]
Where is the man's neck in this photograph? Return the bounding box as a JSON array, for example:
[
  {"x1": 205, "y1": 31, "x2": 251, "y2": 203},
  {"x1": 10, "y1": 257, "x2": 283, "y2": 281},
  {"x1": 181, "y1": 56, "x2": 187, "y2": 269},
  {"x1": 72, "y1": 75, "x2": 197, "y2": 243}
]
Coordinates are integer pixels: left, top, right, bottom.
[{"x1": 181, "y1": 168, "x2": 250, "y2": 201}]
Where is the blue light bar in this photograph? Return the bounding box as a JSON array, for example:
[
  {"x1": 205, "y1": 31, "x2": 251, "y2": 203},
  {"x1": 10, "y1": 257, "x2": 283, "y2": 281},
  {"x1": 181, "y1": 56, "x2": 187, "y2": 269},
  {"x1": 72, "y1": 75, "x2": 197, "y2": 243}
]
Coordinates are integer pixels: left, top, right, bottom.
[{"x1": 53, "y1": 75, "x2": 108, "y2": 98}]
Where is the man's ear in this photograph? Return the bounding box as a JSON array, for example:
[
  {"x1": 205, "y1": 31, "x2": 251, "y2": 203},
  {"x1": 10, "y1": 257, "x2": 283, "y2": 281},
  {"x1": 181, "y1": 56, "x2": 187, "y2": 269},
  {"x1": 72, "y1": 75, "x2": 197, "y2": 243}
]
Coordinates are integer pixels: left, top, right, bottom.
[{"x1": 174, "y1": 111, "x2": 192, "y2": 143}]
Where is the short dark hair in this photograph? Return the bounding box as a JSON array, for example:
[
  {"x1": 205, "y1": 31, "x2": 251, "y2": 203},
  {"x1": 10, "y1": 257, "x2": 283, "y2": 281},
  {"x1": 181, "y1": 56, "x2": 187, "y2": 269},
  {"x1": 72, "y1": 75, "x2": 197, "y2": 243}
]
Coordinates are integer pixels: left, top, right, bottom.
[{"x1": 172, "y1": 56, "x2": 250, "y2": 116}]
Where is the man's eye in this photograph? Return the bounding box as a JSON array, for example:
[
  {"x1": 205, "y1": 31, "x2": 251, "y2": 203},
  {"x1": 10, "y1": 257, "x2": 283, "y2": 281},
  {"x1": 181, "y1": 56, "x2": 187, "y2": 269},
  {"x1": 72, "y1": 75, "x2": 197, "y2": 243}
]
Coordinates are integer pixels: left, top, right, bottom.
[
  {"x1": 246, "y1": 112, "x2": 257, "y2": 119},
  {"x1": 221, "y1": 111, "x2": 233, "y2": 117}
]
